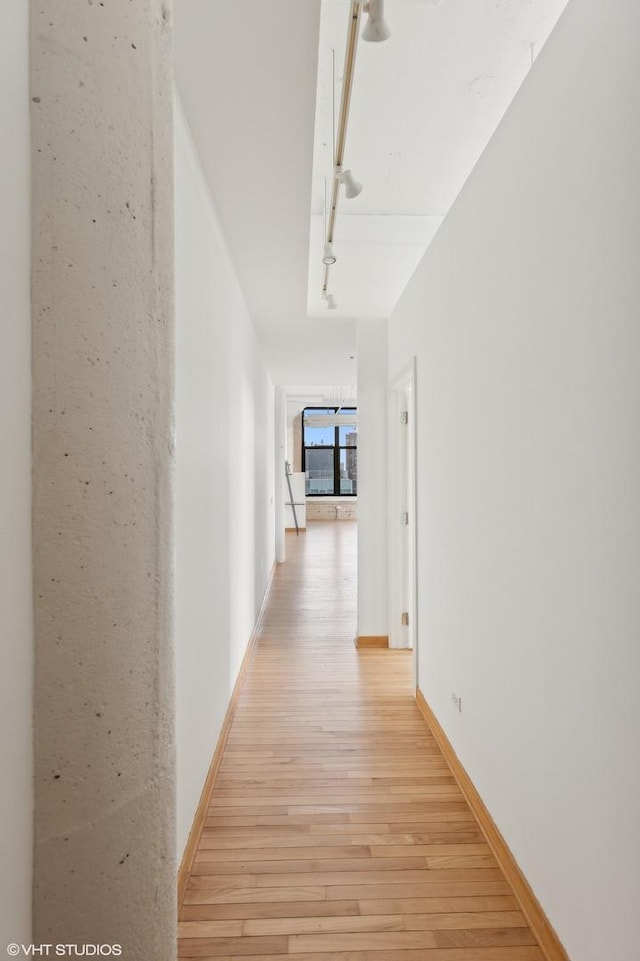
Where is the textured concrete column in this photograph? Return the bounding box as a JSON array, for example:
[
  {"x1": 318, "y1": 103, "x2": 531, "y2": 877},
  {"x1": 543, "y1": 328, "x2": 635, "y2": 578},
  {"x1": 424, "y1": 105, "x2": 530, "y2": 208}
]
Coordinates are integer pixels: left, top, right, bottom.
[{"x1": 31, "y1": 2, "x2": 176, "y2": 957}]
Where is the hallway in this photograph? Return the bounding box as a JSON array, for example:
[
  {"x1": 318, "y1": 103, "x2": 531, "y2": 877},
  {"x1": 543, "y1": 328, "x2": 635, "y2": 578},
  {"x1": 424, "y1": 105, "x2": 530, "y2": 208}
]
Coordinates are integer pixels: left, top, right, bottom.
[{"x1": 178, "y1": 521, "x2": 542, "y2": 960}]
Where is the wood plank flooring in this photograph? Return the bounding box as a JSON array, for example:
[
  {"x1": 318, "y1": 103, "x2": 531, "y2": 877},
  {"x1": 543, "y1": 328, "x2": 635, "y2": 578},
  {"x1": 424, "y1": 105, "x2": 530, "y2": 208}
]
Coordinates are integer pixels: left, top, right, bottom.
[{"x1": 178, "y1": 521, "x2": 542, "y2": 961}]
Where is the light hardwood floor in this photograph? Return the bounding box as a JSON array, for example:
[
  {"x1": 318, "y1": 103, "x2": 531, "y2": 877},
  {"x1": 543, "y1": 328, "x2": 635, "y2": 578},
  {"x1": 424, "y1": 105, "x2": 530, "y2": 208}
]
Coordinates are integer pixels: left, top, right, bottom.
[{"x1": 178, "y1": 520, "x2": 543, "y2": 960}]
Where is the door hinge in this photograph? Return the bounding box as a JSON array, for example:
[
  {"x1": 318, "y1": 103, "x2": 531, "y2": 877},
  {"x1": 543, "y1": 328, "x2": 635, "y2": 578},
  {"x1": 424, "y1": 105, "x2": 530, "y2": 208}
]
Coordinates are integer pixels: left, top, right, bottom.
[
  {"x1": 400, "y1": 410, "x2": 409, "y2": 425},
  {"x1": 401, "y1": 511, "x2": 409, "y2": 525},
  {"x1": 401, "y1": 611, "x2": 409, "y2": 626}
]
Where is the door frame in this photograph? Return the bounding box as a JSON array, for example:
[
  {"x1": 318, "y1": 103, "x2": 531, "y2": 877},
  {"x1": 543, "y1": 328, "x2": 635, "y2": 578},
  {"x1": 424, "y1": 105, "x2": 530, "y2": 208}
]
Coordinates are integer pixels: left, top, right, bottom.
[{"x1": 388, "y1": 358, "x2": 418, "y2": 690}]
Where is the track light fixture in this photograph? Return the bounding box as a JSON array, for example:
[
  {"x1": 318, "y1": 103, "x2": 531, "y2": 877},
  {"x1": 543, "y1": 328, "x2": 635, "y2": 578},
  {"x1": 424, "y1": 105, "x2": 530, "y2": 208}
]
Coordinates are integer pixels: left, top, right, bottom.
[
  {"x1": 320, "y1": 0, "x2": 391, "y2": 311},
  {"x1": 362, "y1": 0, "x2": 391, "y2": 42},
  {"x1": 323, "y1": 292, "x2": 338, "y2": 310},
  {"x1": 336, "y1": 165, "x2": 363, "y2": 199},
  {"x1": 322, "y1": 242, "x2": 337, "y2": 265}
]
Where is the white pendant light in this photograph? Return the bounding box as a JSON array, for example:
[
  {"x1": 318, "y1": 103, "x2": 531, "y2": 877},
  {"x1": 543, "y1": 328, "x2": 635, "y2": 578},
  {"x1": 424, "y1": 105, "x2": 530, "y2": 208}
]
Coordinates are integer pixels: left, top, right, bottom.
[
  {"x1": 362, "y1": 0, "x2": 391, "y2": 42},
  {"x1": 322, "y1": 242, "x2": 337, "y2": 265},
  {"x1": 336, "y1": 166, "x2": 363, "y2": 199}
]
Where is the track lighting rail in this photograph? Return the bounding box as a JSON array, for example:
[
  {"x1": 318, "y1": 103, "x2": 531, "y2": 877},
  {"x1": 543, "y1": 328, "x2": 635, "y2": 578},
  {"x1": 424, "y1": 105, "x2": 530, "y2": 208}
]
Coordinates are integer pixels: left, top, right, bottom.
[
  {"x1": 322, "y1": 0, "x2": 362, "y2": 303},
  {"x1": 321, "y1": 0, "x2": 390, "y2": 307}
]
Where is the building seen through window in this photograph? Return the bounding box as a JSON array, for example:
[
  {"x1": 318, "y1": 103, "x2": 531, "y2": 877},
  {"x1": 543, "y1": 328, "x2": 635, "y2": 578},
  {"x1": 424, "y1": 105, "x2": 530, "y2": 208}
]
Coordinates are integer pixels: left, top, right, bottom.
[{"x1": 302, "y1": 407, "x2": 357, "y2": 496}]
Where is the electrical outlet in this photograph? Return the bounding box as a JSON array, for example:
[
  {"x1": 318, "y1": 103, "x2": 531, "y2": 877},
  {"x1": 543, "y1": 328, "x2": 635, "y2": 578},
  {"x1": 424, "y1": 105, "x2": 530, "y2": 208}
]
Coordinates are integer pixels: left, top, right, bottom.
[{"x1": 451, "y1": 692, "x2": 462, "y2": 713}]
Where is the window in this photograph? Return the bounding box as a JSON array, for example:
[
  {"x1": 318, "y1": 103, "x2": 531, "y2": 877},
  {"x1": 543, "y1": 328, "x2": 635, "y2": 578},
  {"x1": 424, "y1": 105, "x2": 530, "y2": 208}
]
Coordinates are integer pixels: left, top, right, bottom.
[{"x1": 302, "y1": 407, "x2": 357, "y2": 496}]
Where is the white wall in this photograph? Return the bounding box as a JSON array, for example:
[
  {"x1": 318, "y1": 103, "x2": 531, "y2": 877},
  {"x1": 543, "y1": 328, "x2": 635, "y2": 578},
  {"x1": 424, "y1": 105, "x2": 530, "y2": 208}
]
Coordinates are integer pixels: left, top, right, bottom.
[
  {"x1": 388, "y1": 2, "x2": 640, "y2": 959},
  {"x1": 0, "y1": 1, "x2": 33, "y2": 945},
  {"x1": 274, "y1": 387, "x2": 286, "y2": 562},
  {"x1": 286, "y1": 399, "x2": 301, "y2": 472},
  {"x1": 357, "y1": 319, "x2": 388, "y2": 639},
  {"x1": 174, "y1": 96, "x2": 275, "y2": 858}
]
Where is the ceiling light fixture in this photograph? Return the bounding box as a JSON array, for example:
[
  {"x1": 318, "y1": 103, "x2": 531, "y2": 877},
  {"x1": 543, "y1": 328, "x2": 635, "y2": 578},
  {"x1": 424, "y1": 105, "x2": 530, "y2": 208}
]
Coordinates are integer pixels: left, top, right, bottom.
[
  {"x1": 336, "y1": 165, "x2": 363, "y2": 199},
  {"x1": 325, "y1": 293, "x2": 338, "y2": 310},
  {"x1": 322, "y1": 241, "x2": 337, "y2": 265},
  {"x1": 323, "y1": 290, "x2": 338, "y2": 310},
  {"x1": 362, "y1": 0, "x2": 391, "y2": 43}
]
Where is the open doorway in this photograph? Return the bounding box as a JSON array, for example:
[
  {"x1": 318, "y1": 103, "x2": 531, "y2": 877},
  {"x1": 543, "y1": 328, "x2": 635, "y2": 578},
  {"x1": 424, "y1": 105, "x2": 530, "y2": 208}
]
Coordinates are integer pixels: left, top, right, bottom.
[
  {"x1": 284, "y1": 389, "x2": 358, "y2": 527},
  {"x1": 389, "y1": 359, "x2": 418, "y2": 690}
]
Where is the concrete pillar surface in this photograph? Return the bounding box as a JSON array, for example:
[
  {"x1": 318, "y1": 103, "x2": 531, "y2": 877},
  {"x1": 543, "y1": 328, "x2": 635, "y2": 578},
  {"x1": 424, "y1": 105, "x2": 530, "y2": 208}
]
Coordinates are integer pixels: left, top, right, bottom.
[{"x1": 31, "y1": 1, "x2": 176, "y2": 956}]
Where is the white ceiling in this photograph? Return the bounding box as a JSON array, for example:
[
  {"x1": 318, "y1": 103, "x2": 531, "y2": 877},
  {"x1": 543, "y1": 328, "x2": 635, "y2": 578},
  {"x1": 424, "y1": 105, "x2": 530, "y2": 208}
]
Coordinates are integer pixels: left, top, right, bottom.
[
  {"x1": 309, "y1": 0, "x2": 570, "y2": 318},
  {"x1": 175, "y1": 0, "x2": 569, "y2": 384}
]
